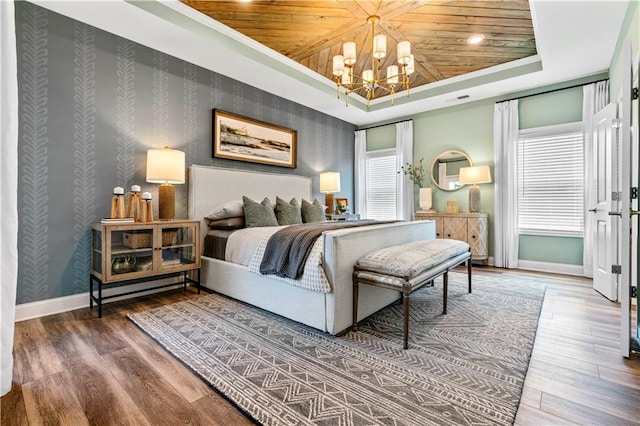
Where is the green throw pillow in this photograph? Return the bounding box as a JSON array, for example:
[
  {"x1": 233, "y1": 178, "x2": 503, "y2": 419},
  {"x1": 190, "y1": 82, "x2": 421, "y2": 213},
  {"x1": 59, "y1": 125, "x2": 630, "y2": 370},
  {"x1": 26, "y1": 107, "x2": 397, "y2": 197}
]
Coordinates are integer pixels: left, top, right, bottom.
[
  {"x1": 275, "y1": 196, "x2": 302, "y2": 225},
  {"x1": 301, "y1": 198, "x2": 326, "y2": 223},
  {"x1": 242, "y1": 196, "x2": 279, "y2": 227}
]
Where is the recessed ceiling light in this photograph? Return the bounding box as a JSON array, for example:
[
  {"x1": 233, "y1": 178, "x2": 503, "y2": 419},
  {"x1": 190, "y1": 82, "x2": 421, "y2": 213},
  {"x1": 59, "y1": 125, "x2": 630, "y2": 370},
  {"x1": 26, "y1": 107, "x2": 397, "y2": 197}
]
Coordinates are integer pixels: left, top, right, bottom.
[
  {"x1": 239, "y1": 0, "x2": 252, "y2": 3},
  {"x1": 467, "y1": 34, "x2": 485, "y2": 45}
]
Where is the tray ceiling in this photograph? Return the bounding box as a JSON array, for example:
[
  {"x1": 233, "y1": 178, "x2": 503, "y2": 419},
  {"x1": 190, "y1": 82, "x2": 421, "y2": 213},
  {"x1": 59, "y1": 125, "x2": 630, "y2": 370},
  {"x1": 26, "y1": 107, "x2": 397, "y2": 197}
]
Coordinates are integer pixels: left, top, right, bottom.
[{"x1": 180, "y1": 0, "x2": 538, "y2": 99}]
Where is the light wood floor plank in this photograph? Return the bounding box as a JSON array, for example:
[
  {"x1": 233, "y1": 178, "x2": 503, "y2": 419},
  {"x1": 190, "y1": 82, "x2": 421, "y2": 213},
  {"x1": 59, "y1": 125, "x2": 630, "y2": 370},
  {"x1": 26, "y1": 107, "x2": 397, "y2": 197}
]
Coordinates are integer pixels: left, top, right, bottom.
[{"x1": 514, "y1": 402, "x2": 579, "y2": 426}]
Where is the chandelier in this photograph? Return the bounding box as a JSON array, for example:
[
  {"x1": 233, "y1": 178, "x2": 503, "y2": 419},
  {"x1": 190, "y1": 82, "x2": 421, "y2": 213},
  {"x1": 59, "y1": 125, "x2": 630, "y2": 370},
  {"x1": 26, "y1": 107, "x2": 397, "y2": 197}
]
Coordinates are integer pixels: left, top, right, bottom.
[{"x1": 332, "y1": 15, "x2": 415, "y2": 108}]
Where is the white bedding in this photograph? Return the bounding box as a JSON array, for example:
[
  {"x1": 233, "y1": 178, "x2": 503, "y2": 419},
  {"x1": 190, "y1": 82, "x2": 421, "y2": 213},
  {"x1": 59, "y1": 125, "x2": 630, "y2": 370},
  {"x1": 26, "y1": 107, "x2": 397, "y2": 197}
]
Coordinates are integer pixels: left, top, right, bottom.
[
  {"x1": 225, "y1": 225, "x2": 332, "y2": 293},
  {"x1": 225, "y1": 226, "x2": 287, "y2": 266}
]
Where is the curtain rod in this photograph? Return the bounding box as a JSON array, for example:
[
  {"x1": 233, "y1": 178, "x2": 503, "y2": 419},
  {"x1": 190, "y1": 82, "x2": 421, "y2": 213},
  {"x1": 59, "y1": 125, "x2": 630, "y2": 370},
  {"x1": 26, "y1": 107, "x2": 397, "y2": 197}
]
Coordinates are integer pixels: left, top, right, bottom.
[
  {"x1": 358, "y1": 119, "x2": 413, "y2": 131},
  {"x1": 500, "y1": 78, "x2": 609, "y2": 103}
]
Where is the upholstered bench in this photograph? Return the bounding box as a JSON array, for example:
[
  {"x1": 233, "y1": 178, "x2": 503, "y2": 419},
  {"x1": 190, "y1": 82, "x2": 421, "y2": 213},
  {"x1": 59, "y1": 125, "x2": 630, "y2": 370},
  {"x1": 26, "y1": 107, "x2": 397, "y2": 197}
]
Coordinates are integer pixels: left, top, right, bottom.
[{"x1": 352, "y1": 239, "x2": 472, "y2": 349}]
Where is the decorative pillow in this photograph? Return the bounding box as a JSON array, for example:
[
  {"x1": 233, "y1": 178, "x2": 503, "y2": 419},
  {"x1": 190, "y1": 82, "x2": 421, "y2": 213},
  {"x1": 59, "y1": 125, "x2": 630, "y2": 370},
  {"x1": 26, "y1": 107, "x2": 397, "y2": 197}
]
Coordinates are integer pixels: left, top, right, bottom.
[
  {"x1": 301, "y1": 198, "x2": 326, "y2": 223},
  {"x1": 205, "y1": 200, "x2": 244, "y2": 221},
  {"x1": 275, "y1": 196, "x2": 302, "y2": 225},
  {"x1": 242, "y1": 196, "x2": 279, "y2": 227},
  {"x1": 205, "y1": 216, "x2": 245, "y2": 230}
]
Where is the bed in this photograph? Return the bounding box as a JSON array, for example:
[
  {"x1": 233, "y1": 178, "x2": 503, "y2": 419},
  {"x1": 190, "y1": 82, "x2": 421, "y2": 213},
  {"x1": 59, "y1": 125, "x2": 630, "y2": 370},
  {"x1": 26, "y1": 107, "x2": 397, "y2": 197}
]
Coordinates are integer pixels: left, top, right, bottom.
[{"x1": 188, "y1": 165, "x2": 436, "y2": 335}]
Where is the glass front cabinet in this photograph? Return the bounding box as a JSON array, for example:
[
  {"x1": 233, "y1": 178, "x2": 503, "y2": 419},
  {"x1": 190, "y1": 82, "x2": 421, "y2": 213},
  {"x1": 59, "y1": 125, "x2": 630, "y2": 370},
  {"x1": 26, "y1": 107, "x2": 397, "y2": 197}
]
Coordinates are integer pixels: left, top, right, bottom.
[
  {"x1": 91, "y1": 220, "x2": 201, "y2": 284},
  {"x1": 90, "y1": 220, "x2": 201, "y2": 316}
]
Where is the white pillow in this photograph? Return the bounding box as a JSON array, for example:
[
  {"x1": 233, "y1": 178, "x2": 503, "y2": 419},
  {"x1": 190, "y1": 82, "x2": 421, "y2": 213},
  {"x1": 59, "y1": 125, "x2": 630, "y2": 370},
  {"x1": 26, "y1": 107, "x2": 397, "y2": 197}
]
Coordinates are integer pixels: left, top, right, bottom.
[{"x1": 205, "y1": 200, "x2": 244, "y2": 220}]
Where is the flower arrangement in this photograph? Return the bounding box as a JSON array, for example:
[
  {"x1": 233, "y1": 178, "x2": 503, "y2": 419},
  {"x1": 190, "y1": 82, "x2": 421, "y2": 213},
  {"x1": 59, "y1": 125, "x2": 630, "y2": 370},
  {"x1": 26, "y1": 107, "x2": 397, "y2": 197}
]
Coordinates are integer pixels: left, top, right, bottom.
[{"x1": 400, "y1": 158, "x2": 428, "y2": 188}]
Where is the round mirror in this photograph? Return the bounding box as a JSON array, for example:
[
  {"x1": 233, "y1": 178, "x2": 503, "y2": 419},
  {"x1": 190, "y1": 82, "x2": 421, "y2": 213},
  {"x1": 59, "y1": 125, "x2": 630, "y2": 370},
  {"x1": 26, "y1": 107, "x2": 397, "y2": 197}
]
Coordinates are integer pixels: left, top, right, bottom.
[{"x1": 430, "y1": 150, "x2": 472, "y2": 191}]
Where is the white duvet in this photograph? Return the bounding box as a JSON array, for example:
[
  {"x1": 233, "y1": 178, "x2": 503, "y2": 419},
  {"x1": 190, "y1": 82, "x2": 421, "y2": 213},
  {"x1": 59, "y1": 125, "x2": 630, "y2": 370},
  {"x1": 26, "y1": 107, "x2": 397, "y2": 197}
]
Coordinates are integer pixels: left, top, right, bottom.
[{"x1": 225, "y1": 226, "x2": 332, "y2": 293}]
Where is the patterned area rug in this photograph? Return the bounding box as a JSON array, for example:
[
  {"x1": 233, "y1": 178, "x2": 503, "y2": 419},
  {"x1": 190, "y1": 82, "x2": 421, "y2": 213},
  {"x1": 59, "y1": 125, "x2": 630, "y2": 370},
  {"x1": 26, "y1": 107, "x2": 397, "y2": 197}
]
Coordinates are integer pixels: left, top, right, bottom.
[{"x1": 129, "y1": 272, "x2": 545, "y2": 426}]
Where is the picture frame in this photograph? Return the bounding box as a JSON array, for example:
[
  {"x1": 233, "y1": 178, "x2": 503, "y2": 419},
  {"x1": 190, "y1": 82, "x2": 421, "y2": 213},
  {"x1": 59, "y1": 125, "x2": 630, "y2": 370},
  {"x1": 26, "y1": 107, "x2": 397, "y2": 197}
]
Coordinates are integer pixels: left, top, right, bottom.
[
  {"x1": 213, "y1": 109, "x2": 297, "y2": 168},
  {"x1": 335, "y1": 198, "x2": 349, "y2": 214}
]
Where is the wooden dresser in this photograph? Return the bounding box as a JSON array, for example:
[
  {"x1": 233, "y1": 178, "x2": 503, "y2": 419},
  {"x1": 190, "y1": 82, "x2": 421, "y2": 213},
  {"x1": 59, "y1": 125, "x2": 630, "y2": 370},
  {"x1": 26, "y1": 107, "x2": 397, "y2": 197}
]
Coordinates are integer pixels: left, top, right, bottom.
[{"x1": 415, "y1": 212, "x2": 488, "y2": 262}]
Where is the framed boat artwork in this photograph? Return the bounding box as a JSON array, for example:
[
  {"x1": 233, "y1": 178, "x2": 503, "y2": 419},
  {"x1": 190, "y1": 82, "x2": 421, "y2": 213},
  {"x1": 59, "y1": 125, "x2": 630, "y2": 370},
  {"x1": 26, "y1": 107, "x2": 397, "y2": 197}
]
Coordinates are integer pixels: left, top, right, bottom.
[{"x1": 212, "y1": 109, "x2": 297, "y2": 168}]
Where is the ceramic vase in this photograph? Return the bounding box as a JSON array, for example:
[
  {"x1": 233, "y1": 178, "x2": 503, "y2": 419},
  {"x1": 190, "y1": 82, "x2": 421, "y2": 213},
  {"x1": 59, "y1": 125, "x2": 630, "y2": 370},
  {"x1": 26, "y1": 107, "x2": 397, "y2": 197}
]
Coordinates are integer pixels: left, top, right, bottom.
[{"x1": 419, "y1": 187, "x2": 432, "y2": 210}]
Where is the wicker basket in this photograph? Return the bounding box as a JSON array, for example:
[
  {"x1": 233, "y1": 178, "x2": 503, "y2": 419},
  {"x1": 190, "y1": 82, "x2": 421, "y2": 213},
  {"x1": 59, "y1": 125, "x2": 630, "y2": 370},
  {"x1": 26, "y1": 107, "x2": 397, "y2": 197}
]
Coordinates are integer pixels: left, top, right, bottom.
[
  {"x1": 123, "y1": 232, "x2": 151, "y2": 249},
  {"x1": 122, "y1": 230, "x2": 179, "y2": 248},
  {"x1": 162, "y1": 230, "x2": 179, "y2": 246}
]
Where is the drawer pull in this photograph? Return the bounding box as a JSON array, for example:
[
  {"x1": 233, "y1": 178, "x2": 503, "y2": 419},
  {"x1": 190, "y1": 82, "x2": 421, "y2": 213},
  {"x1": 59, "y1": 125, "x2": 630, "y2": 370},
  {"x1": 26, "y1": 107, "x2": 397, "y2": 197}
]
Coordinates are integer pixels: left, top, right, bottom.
[
  {"x1": 471, "y1": 235, "x2": 476, "y2": 239},
  {"x1": 447, "y1": 234, "x2": 451, "y2": 238}
]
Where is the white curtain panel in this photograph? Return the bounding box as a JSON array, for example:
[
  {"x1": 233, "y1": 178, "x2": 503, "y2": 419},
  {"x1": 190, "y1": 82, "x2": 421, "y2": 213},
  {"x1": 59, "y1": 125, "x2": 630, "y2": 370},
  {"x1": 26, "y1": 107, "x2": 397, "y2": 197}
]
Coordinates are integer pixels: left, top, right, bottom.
[
  {"x1": 395, "y1": 121, "x2": 414, "y2": 221},
  {"x1": 493, "y1": 100, "x2": 520, "y2": 268},
  {"x1": 1, "y1": 0, "x2": 19, "y2": 397},
  {"x1": 582, "y1": 80, "x2": 610, "y2": 278},
  {"x1": 354, "y1": 130, "x2": 367, "y2": 218}
]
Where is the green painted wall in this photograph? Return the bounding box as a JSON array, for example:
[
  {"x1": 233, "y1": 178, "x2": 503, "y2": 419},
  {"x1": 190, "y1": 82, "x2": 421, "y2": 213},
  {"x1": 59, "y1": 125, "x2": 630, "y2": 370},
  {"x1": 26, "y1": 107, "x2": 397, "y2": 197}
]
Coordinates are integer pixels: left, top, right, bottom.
[
  {"x1": 518, "y1": 236, "x2": 584, "y2": 265},
  {"x1": 413, "y1": 100, "x2": 496, "y2": 255},
  {"x1": 519, "y1": 86, "x2": 583, "y2": 129},
  {"x1": 366, "y1": 126, "x2": 396, "y2": 151}
]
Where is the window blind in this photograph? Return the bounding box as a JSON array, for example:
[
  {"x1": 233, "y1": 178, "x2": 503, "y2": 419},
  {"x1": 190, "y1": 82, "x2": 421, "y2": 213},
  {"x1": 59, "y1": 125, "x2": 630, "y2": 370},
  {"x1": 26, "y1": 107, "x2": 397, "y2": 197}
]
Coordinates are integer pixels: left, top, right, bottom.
[
  {"x1": 517, "y1": 123, "x2": 584, "y2": 236},
  {"x1": 365, "y1": 150, "x2": 397, "y2": 220}
]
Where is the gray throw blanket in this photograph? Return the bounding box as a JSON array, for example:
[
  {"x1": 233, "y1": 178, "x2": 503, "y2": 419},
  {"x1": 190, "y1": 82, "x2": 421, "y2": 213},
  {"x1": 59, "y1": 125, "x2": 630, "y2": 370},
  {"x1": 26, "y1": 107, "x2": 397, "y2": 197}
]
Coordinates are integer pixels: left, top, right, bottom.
[{"x1": 260, "y1": 220, "x2": 388, "y2": 279}]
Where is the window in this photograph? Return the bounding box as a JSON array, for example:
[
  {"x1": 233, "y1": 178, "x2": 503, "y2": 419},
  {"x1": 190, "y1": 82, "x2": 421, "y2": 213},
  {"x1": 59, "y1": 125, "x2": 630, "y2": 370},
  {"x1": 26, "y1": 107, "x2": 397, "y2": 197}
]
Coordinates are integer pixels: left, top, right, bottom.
[
  {"x1": 517, "y1": 122, "x2": 584, "y2": 236},
  {"x1": 365, "y1": 149, "x2": 397, "y2": 220}
]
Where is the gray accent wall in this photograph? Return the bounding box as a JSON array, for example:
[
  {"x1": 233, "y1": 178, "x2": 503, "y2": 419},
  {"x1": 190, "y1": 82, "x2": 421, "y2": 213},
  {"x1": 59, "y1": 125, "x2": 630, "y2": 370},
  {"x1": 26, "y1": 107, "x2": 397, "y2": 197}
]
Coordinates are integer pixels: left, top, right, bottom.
[{"x1": 15, "y1": 2, "x2": 355, "y2": 304}]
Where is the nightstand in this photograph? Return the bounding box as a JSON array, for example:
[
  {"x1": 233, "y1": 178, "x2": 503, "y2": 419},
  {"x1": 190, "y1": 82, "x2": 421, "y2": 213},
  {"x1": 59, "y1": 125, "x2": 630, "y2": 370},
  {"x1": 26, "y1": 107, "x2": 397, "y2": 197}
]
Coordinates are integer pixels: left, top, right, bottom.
[
  {"x1": 326, "y1": 213, "x2": 361, "y2": 221},
  {"x1": 90, "y1": 220, "x2": 201, "y2": 317}
]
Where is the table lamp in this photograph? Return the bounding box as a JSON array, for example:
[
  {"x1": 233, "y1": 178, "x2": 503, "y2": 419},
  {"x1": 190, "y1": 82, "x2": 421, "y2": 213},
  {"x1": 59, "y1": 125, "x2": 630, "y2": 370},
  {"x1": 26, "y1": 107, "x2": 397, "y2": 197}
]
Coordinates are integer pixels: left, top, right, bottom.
[
  {"x1": 459, "y1": 165, "x2": 491, "y2": 213},
  {"x1": 319, "y1": 171, "x2": 341, "y2": 213},
  {"x1": 146, "y1": 146, "x2": 185, "y2": 220}
]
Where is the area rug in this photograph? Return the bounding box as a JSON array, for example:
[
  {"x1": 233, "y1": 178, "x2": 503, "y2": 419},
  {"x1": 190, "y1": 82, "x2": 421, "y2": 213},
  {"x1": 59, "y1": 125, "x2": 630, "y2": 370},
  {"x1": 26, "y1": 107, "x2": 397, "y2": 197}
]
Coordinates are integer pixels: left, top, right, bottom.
[{"x1": 129, "y1": 272, "x2": 545, "y2": 426}]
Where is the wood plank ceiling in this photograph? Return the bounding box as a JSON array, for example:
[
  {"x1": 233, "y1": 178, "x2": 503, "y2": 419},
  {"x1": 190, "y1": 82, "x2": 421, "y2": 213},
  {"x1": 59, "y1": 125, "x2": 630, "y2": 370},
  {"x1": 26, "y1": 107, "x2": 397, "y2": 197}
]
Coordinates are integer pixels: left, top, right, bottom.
[{"x1": 181, "y1": 0, "x2": 537, "y2": 99}]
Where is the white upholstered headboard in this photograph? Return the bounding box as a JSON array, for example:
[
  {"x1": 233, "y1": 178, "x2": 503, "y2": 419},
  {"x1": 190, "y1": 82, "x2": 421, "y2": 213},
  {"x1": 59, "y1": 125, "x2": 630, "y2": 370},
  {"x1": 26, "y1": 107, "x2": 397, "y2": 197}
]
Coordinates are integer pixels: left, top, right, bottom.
[{"x1": 189, "y1": 165, "x2": 313, "y2": 238}]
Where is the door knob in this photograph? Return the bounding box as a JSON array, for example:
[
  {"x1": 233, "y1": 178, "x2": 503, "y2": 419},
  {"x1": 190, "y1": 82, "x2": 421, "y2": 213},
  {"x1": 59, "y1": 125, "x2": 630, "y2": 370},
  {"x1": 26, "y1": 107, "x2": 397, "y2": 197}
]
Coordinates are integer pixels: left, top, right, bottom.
[{"x1": 608, "y1": 211, "x2": 622, "y2": 216}]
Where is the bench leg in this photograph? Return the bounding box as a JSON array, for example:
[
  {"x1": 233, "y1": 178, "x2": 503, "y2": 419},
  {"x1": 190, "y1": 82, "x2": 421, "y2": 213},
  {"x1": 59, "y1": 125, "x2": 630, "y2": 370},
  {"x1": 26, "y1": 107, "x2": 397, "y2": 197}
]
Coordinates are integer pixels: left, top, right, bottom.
[
  {"x1": 443, "y1": 272, "x2": 448, "y2": 315},
  {"x1": 467, "y1": 257, "x2": 472, "y2": 293},
  {"x1": 352, "y1": 277, "x2": 359, "y2": 332},
  {"x1": 403, "y1": 291, "x2": 410, "y2": 349}
]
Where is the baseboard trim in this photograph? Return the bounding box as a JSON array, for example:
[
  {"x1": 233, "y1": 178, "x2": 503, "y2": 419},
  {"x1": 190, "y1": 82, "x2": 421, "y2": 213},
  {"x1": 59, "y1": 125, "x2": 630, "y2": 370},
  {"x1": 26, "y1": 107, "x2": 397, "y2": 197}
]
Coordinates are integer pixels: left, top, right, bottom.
[
  {"x1": 517, "y1": 260, "x2": 584, "y2": 276},
  {"x1": 15, "y1": 277, "x2": 183, "y2": 322}
]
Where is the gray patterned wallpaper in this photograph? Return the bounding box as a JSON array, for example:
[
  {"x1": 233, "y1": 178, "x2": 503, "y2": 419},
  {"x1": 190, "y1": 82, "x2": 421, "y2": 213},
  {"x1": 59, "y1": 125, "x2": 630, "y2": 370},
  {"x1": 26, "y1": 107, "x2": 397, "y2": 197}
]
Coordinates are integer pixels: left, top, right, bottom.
[{"x1": 15, "y1": 2, "x2": 355, "y2": 304}]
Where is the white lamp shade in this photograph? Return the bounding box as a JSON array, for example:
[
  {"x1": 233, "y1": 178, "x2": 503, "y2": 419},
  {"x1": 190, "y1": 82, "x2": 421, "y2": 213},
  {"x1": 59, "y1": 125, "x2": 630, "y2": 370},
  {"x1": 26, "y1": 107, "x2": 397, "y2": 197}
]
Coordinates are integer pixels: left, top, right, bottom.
[
  {"x1": 387, "y1": 65, "x2": 399, "y2": 84},
  {"x1": 397, "y1": 41, "x2": 411, "y2": 64},
  {"x1": 319, "y1": 171, "x2": 341, "y2": 193},
  {"x1": 362, "y1": 69, "x2": 373, "y2": 84},
  {"x1": 343, "y1": 42, "x2": 356, "y2": 65},
  {"x1": 341, "y1": 72, "x2": 352, "y2": 85},
  {"x1": 146, "y1": 147, "x2": 185, "y2": 184},
  {"x1": 459, "y1": 165, "x2": 492, "y2": 185},
  {"x1": 406, "y1": 54, "x2": 415, "y2": 75},
  {"x1": 332, "y1": 55, "x2": 345, "y2": 76},
  {"x1": 373, "y1": 34, "x2": 387, "y2": 59}
]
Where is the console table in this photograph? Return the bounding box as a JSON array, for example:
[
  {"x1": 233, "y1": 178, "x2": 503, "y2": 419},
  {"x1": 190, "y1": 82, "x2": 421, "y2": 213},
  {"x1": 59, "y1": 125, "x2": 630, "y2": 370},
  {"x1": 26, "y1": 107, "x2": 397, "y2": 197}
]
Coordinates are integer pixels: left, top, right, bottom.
[{"x1": 415, "y1": 212, "x2": 488, "y2": 262}]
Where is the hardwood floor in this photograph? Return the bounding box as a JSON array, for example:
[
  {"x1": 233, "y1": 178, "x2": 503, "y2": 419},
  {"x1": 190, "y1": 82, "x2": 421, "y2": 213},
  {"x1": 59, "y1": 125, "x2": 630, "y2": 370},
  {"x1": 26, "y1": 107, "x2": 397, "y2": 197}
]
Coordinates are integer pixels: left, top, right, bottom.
[{"x1": 2, "y1": 269, "x2": 639, "y2": 425}]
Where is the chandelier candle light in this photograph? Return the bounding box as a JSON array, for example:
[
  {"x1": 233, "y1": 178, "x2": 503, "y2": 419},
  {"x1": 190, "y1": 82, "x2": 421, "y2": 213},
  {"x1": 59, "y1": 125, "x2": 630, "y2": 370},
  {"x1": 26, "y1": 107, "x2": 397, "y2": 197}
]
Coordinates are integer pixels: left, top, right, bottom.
[{"x1": 332, "y1": 16, "x2": 414, "y2": 107}]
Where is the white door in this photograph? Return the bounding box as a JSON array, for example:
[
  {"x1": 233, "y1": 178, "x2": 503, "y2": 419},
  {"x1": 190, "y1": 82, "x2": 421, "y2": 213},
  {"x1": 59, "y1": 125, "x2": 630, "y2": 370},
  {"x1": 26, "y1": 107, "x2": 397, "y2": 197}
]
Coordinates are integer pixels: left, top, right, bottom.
[{"x1": 592, "y1": 103, "x2": 618, "y2": 301}]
